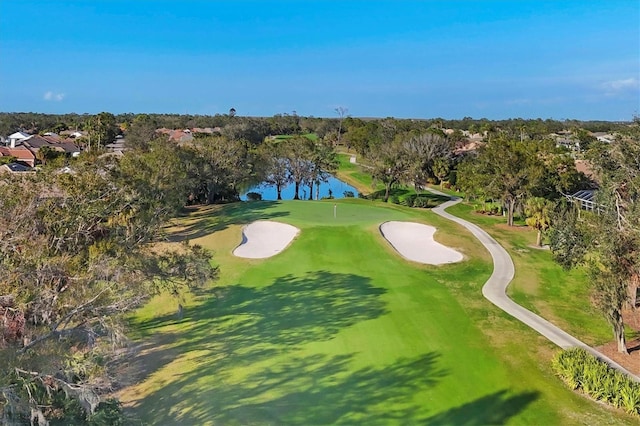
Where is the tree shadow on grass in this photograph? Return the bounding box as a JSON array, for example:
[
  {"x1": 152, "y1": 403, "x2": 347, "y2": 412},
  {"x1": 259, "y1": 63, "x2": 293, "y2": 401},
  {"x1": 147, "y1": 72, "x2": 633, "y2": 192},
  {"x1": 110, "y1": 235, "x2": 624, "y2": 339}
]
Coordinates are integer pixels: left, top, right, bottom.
[
  {"x1": 168, "y1": 201, "x2": 289, "y2": 242},
  {"x1": 364, "y1": 187, "x2": 411, "y2": 200},
  {"x1": 125, "y1": 272, "x2": 389, "y2": 418},
  {"x1": 424, "y1": 389, "x2": 540, "y2": 425},
  {"x1": 131, "y1": 271, "x2": 388, "y2": 347},
  {"x1": 207, "y1": 352, "x2": 446, "y2": 425},
  {"x1": 363, "y1": 187, "x2": 450, "y2": 206},
  {"x1": 132, "y1": 350, "x2": 447, "y2": 425},
  {"x1": 125, "y1": 270, "x2": 539, "y2": 425}
]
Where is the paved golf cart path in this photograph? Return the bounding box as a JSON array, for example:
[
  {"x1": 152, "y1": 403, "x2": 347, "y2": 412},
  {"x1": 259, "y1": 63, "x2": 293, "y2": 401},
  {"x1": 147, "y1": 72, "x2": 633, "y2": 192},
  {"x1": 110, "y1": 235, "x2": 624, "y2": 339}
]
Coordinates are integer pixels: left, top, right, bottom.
[{"x1": 428, "y1": 189, "x2": 640, "y2": 381}]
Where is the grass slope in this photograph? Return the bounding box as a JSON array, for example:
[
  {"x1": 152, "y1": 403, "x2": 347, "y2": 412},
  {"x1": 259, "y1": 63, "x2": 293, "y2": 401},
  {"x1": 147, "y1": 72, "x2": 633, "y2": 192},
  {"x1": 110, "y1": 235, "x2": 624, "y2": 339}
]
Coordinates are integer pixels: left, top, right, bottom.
[{"x1": 121, "y1": 200, "x2": 635, "y2": 425}]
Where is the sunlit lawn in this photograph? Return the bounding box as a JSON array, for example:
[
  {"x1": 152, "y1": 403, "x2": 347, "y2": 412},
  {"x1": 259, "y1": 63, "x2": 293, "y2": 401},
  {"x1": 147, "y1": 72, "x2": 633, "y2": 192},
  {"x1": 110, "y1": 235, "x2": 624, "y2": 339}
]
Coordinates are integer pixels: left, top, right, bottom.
[
  {"x1": 445, "y1": 202, "x2": 619, "y2": 346},
  {"x1": 336, "y1": 154, "x2": 449, "y2": 207},
  {"x1": 119, "y1": 199, "x2": 634, "y2": 425}
]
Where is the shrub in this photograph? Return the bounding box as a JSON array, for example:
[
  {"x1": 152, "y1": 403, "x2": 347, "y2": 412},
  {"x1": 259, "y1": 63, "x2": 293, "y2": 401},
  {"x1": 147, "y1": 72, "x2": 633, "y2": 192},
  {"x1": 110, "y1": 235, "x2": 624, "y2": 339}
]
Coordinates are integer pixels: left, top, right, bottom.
[
  {"x1": 246, "y1": 192, "x2": 262, "y2": 201},
  {"x1": 412, "y1": 197, "x2": 431, "y2": 208},
  {"x1": 448, "y1": 170, "x2": 457, "y2": 186},
  {"x1": 620, "y1": 381, "x2": 640, "y2": 415},
  {"x1": 87, "y1": 399, "x2": 127, "y2": 425},
  {"x1": 389, "y1": 195, "x2": 400, "y2": 204},
  {"x1": 552, "y1": 348, "x2": 640, "y2": 416},
  {"x1": 343, "y1": 191, "x2": 355, "y2": 198}
]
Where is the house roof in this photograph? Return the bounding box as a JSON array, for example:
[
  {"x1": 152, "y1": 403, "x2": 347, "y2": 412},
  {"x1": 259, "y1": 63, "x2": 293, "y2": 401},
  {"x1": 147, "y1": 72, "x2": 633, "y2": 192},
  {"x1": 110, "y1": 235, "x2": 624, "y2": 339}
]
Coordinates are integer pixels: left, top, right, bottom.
[
  {"x1": 0, "y1": 146, "x2": 36, "y2": 161},
  {"x1": 192, "y1": 127, "x2": 217, "y2": 134},
  {"x1": 0, "y1": 162, "x2": 33, "y2": 173},
  {"x1": 570, "y1": 189, "x2": 596, "y2": 202},
  {"x1": 574, "y1": 159, "x2": 595, "y2": 179},
  {"x1": 8, "y1": 131, "x2": 30, "y2": 140},
  {"x1": 168, "y1": 130, "x2": 194, "y2": 143},
  {"x1": 60, "y1": 130, "x2": 86, "y2": 138},
  {"x1": 22, "y1": 135, "x2": 80, "y2": 153},
  {"x1": 22, "y1": 135, "x2": 49, "y2": 148}
]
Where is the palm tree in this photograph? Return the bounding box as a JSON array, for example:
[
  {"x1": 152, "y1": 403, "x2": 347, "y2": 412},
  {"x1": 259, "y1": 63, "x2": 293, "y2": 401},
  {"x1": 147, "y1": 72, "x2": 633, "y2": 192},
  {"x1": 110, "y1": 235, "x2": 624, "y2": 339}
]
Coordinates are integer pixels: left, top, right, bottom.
[{"x1": 525, "y1": 197, "x2": 553, "y2": 247}]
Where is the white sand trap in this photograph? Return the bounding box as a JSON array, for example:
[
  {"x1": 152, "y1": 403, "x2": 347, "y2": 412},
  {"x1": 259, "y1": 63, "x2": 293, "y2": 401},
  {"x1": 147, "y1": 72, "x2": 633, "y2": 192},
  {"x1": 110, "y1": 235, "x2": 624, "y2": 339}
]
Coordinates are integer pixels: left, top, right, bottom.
[
  {"x1": 380, "y1": 221, "x2": 463, "y2": 265},
  {"x1": 233, "y1": 221, "x2": 300, "y2": 259}
]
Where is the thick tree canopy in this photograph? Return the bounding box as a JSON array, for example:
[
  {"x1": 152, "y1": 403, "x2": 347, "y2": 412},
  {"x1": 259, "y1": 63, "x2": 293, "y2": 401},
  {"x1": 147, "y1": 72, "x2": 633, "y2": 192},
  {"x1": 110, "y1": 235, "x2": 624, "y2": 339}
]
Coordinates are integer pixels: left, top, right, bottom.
[
  {"x1": 0, "y1": 154, "x2": 217, "y2": 423},
  {"x1": 550, "y1": 129, "x2": 640, "y2": 353},
  {"x1": 457, "y1": 138, "x2": 542, "y2": 226}
]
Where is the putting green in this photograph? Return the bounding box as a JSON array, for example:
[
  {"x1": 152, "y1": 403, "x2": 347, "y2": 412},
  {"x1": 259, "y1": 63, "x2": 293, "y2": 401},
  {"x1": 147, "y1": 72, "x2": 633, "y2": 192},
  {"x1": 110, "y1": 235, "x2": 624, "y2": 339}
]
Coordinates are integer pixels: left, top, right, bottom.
[{"x1": 122, "y1": 199, "x2": 635, "y2": 425}]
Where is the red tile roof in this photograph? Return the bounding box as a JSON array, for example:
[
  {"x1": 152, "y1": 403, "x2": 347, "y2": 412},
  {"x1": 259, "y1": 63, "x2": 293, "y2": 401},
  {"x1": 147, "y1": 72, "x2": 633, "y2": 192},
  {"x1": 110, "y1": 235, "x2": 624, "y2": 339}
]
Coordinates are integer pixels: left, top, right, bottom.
[{"x1": 0, "y1": 146, "x2": 36, "y2": 167}]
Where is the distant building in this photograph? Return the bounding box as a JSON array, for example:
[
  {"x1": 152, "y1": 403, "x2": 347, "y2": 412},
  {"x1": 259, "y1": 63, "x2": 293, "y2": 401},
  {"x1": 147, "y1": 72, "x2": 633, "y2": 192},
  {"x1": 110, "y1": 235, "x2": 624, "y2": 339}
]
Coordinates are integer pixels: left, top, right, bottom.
[
  {"x1": 592, "y1": 132, "x2": 615, "y2": 143},
  {"x1": 7, "y1": 131, "x2": 31, "y2": 148},
  {"x1": 566, "y1": 189, "x2": 599, "y2": 212},
  {"x1": 21, "y1": 135, "x2": 81, "y2": 156},
  {"x1": 0, "y1": 146, "x2": 36, "y2": 167},
  {"x1": 0, "y1": 162, "x2": 34, "y2": 174},
  {"x1": 168, "y1": 129, "x2": 194, "y2": 143}
]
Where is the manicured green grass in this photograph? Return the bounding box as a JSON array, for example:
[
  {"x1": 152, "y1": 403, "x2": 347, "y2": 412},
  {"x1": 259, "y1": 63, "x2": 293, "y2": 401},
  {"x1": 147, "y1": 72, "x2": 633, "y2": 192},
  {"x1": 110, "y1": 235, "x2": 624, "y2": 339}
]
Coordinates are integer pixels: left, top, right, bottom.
[
  {"x1": 336, "y1": 153, "x2": 377, "y2": 194},
  {"x1": 121, "y1": 199, "x2": 635, "y2": 425},
  {"x1": 336, "y1": 154, "x2": 448, "y2": 207},
  {"x1": 446, "y1": 202, "x2": 616, "y2": 346},
  {"x1": 270, "y1": 133, "x2": 319, "y2": 141}
]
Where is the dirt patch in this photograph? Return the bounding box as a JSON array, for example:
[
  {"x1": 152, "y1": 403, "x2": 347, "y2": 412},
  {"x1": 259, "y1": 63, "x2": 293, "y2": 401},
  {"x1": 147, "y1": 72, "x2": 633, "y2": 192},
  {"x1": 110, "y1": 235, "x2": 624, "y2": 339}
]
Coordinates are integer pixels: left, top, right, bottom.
[
  {"x1": 596, "y1": 339, "x2": 640, "y2": 376},
  {"x1": 495, "y1": 223, "x2": 532, "y2": 232},
  {"x1": 528, "y1": 244, "x2": 550, "y2": 250},
  {"x1": 595, "y1": 308, "x2": 640, "y2": 376}
]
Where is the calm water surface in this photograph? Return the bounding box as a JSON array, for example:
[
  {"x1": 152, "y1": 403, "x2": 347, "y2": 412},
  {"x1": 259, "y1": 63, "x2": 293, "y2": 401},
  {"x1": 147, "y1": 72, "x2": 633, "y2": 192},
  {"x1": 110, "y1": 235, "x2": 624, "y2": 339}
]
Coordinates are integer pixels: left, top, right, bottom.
[{"x1": 241, "y1": 175, "x2": 358, "y2": 201}]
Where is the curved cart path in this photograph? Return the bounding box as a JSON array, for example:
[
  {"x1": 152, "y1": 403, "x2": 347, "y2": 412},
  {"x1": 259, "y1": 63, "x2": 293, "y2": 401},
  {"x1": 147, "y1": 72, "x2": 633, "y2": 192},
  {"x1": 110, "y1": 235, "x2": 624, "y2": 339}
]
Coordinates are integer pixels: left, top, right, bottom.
[{"x1": 428, "y1": 189, "x2": 640, "y2": 381}]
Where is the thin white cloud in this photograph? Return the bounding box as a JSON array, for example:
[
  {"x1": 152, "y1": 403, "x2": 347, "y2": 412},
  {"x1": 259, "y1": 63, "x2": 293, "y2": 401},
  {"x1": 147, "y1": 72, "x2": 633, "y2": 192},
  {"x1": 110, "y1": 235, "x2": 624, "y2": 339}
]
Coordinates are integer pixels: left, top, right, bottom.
[
  {"x1": 600, "y1": 78, "x2": 639, "y2": 96},
  {"x1": 44, "y1": 91, "x2": 65, "y2": 101}
]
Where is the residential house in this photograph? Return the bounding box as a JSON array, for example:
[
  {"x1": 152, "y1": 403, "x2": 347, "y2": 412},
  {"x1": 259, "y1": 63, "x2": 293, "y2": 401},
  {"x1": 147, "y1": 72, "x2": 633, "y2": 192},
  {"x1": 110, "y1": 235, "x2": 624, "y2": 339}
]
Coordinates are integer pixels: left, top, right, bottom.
[
  {"x1": 21, "y1": 135, "x2": 81, "y2": 157},
  {"x1": 592, "y1": 132, "x2": 615, "y2": 143},
  {"x1": 552, "y1": 133, "x2": 579, "y2": 151},
  {"x1": 7, "y1": 131, "x2": 31, "y2": 148},
  {"x1": 454, "y1": 141, "x2": 482, "y2": 156},
  {"x1": 155, "y1": 128, "x2": 195, "y2": 143},
  {"x1": 461, "y1": 130, "x2": 484, "y2": 142},
  {"x1": 168, "y1": 129, "x2": 194, "y2": 144},
  {"x1": 0, "y1": 146, "x2": 36, "y2": 167},
  {"x1": 0, "y1": 162, "x2": 34, "y2": 174},
  {"x1": 105, "y1": 138, "x2": 126, "y2": 153},
  {"x1": 566, "y1": 189, "x2": 599, "y2": 212},
  {"x1": 192, "y1": 127, "x2": 220, "y2": 135},
  {"x1": 60, "y1": 130, "x2": 86, "y2": 139},
  {"x1": 574, "y1": 159, "x2": 595, "y2": 180}
]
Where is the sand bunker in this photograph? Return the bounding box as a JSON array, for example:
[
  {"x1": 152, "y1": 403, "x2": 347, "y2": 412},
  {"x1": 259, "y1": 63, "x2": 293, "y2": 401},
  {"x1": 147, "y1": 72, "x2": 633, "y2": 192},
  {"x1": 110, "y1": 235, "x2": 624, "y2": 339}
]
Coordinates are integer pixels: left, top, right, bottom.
[
  {"x1": 380, "y1": 221, "x2": 463, "y2": 265},
  {"x1": 233, "y1": 221, "x2": 300, "y2": 259}
]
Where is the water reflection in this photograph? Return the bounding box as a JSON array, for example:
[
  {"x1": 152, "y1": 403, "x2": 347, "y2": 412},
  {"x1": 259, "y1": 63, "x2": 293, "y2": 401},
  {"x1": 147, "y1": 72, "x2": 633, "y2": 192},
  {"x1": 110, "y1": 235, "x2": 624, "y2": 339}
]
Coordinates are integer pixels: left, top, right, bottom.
[{"x1": 241, "y1": 176, "x2": 359, "y2": 201}]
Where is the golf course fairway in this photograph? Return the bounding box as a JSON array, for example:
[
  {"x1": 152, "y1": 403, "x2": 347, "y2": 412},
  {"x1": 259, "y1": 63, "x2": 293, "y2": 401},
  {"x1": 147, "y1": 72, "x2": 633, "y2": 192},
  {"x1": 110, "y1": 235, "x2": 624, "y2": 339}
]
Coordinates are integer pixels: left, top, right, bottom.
[{"x1": 121, "y1": 199, "x2": 636, "y2": 425}]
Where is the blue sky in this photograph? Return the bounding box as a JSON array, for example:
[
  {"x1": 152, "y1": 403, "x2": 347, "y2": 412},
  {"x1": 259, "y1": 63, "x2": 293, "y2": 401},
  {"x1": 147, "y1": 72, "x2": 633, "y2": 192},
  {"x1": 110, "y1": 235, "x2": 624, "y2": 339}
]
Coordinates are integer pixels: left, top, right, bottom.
[{"x1": 1, "y1": 0, "x2": 638, "y2": 120}]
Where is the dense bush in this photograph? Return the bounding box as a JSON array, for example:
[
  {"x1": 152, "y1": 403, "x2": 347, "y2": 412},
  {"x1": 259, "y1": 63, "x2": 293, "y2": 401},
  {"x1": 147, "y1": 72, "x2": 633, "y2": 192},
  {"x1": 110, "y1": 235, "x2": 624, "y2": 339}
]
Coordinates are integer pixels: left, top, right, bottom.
[
  {"x1": 389, "y1": 195, "x2": 400, "y2": 204},
  {"x1": 552, "y1": 348, "x2": 640, "y2": 415},
  {"x1": 412, "y1": 197, "x2": 431, "y2": 208},
  {"x1": 403, "y1": 195, "x2": 432, "y2": 208},
  {"x1": 246, "y1": 192, "x2": 262, "y2": 201},
  {"x1": 343, "y1": 191, "x2": 355, "y2": 198}
]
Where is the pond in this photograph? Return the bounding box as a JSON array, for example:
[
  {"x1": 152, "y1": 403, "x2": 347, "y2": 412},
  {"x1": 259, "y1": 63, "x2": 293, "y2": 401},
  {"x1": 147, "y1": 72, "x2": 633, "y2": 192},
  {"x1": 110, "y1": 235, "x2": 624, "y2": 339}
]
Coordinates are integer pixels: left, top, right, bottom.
[{"x1": 241, "y1": 175, "x2": 359, "y2": 201}]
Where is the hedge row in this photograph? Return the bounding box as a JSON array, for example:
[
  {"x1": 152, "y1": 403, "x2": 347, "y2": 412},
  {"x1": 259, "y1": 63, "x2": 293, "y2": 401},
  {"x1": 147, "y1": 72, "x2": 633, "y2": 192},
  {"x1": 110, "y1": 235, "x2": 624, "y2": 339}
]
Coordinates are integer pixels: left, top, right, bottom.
[
  {"x1": 387, "y1": 195, "x2": 434, "y2": 208},
  {"x1": 552, "y1": 347, "x2": 640, "y2": 415}
]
